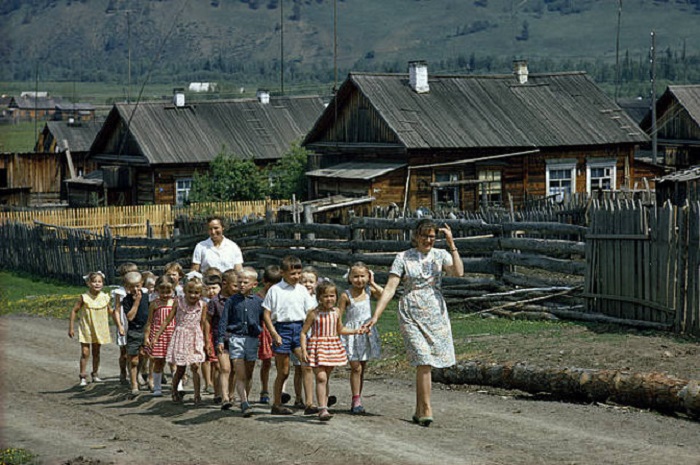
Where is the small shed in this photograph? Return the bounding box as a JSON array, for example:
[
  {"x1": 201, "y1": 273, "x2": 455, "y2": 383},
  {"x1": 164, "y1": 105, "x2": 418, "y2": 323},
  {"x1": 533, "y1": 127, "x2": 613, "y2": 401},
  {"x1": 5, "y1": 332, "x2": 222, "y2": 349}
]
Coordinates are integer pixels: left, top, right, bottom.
[{"x1": 655, "y1": 166, "x2": 700, "y2": 205}]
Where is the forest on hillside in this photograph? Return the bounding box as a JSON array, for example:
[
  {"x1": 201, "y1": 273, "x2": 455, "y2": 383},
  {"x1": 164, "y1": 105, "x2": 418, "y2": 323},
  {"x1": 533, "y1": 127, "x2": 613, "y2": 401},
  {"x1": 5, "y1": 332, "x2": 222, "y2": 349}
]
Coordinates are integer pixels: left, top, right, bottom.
[{"x1": 1, "y1": 0, "x2": 699, "y2": 98}]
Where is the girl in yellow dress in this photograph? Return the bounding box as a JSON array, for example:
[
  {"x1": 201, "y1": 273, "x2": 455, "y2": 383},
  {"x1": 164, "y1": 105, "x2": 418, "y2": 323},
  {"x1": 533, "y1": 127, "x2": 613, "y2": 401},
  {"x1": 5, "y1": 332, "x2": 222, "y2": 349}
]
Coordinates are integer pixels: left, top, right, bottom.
[{"x1": 69, "y1": 271, "x2": 125, "y2": 386}]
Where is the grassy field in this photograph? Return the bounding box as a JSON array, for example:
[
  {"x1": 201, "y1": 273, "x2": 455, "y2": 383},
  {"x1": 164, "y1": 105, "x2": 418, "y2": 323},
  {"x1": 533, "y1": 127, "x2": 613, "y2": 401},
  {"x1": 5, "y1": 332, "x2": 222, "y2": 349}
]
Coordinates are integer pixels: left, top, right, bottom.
[{"x1": 0, "y1": 122, "x2": 41, "y2": 153}]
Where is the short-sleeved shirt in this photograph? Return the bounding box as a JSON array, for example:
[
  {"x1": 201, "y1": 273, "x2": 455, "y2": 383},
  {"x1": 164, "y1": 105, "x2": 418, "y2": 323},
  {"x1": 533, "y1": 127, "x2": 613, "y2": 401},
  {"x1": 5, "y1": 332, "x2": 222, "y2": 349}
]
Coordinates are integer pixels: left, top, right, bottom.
[
  {"x1": 122, "y1": 291, "x2": 150, "y2": 331},
  {"x1": 191, "y1": 236, "x2": 243, "y2": 273},
  {"x1": 262, "y1": 280, "x2": 316, "y2": 323}
]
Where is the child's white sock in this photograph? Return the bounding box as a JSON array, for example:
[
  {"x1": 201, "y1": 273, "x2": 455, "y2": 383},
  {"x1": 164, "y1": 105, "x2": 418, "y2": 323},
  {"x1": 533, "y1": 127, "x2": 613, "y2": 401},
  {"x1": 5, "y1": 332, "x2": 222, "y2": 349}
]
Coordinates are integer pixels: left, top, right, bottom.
[{"x1": 153, "y1": 372, "x2": 162, "y2": 392}]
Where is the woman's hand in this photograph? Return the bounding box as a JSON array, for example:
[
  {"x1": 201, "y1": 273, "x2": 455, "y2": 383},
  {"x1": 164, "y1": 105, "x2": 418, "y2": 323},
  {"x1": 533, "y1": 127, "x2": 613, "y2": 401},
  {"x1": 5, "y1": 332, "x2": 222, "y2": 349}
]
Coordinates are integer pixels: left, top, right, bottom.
[
  {"x1": 362, "y1": 316, "x2": 378, "y2": 331},
  {"x1": 439, "y1": 223, "x2": 455, "y2": 246}
]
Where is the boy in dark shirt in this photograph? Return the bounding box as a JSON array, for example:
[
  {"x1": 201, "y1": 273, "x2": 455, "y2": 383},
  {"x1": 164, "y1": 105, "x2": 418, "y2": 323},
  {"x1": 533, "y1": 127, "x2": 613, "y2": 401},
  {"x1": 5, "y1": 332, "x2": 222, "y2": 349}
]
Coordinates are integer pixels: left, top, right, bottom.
[
  {"x1": 122, "y1": 271, "x2": 150, "y2": 398},
  {"x1": 217, "y1": 267, "x2": 263, "y2": 417}
]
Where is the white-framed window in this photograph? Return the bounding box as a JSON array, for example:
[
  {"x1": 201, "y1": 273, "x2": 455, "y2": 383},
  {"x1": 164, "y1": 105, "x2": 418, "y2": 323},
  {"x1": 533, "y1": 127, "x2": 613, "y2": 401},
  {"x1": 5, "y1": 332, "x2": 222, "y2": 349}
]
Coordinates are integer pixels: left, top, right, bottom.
[
  {"x1": 477, "y1": 169, "x2": 502, "y2": 206},
  {"x1": 545, "y1": 159, "x2": 576, "y2": 202},
  {"x1": 433, "y1": 172, "x2": 460, "y2": 210},
  {"x1": 587, "y1": 159, "x2": 616, "y2": 193},
  {"x1": 175, "y1": 178, "x2": 192, "y2": 205}
]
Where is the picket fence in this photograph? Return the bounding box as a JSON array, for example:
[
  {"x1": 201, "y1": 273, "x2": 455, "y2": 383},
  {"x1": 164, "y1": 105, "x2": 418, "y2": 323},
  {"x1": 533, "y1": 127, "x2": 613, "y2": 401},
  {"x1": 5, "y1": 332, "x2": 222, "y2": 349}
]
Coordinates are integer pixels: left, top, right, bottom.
[
  {"x1": 0, "y1": 200, "x2": 290, "y2": 238},
  {"x1": 585, "y1": 199, "x2": 700, "y2": 335}
]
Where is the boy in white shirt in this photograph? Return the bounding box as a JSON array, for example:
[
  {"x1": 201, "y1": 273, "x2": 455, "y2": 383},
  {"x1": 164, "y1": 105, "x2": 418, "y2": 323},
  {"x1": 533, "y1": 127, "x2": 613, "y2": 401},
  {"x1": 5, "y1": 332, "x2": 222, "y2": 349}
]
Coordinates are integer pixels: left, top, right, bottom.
[{"x1": 262, "y1": 256, "x2": 316, "y2": 415}]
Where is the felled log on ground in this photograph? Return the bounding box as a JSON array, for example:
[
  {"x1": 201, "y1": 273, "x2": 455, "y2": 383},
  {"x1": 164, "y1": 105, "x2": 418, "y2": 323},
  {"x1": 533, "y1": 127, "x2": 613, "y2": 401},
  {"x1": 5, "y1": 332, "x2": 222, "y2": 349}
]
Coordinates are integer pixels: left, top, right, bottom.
[{"x1": 433, "y1": 360, "x2": 700, "y2": 417}]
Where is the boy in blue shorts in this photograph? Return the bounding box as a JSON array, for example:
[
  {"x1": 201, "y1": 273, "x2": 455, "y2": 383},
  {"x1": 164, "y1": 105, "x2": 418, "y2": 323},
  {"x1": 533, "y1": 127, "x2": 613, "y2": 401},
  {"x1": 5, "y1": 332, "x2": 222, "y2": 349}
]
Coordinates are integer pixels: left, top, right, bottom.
[
  {"x1": 262, "y1": 256, "x2": 316, "y2": 415},
  {"x1": 218, "y1": 267, "x2": 263, "y2": 417}
]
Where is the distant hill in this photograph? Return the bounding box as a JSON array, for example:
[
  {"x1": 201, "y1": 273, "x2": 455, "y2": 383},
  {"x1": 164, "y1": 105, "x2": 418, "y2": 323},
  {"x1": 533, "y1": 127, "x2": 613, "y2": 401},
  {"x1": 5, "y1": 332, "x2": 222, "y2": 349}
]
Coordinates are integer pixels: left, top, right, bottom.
[{"x1": 1, "y1": 0, "x2": 699, "y2": 97}]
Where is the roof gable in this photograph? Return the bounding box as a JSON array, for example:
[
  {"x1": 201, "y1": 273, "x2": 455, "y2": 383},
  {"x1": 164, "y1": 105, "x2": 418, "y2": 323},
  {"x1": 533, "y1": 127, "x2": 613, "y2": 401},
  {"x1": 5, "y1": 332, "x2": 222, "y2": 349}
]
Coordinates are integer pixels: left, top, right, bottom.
[
  {"x1": 42, "y1": 121, "x2": 103, "y2": 153},
  {"x1": 306, "y1": 71, "x2": 648, "y2": 150},
  {"x1": 93, "y1": 96, "x2": 324, "y2": 165}
]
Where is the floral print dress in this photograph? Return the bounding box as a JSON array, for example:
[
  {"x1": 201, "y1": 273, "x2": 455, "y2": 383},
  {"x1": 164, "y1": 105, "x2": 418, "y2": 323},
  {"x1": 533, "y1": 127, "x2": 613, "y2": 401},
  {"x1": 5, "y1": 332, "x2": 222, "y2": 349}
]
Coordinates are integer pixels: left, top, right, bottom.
[{"x1": 389, "y1": 248, "x2": 456, "y2": 368}]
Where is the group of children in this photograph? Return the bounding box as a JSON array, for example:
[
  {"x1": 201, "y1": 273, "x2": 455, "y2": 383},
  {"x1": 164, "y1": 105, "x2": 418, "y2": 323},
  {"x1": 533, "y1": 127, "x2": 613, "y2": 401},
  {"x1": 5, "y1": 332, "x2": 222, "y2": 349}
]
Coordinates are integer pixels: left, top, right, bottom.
[{"x1": 68, "y1": 257, "x2": 383, "y2": 421}]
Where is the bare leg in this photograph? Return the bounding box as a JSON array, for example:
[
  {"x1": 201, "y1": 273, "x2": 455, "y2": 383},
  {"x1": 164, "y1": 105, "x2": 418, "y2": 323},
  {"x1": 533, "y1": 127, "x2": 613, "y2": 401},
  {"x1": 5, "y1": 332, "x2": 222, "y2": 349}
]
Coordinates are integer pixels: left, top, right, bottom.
[
  {"x1": 350, "y1": 361, "x2": 363, "y2": 396},
  {"x1": 202, "y1": 360, "x2": 212, "y2": 391},
  {"x1": 119, "y1": 346, "x2": 128, "y2": 382},
  {"x1": 129, "y1": 354, "x2": 140, "y2": 392},
  {"x1": 190, "y1": 363, "x2": 201, "y2": 403},
  {"x1": 79, "y1": 343, "x2": 90, "y2": 379},
  {"x1": 171, "y1": 366, "x2": 186, "y2": 402},
  {"x1": 293, "y1": 365, "x2": 303, "y2": 404},
  {"x1": 259, "y1": 358, "x2": 271, "y2": 396},
  {"x1": 219, "y1": 354, "x2": 232, "y2": 403},
  {"x1": 90, "y1": 343, "x2": 101, "y2": 377},
  {"x1": 273, "y1": 354, "x2": 290, "y2": 407},
  {"x1": 302, "y1": 365, "x2": 315, "y2": 407},
  {"x1": 415, "y1": 365, "x2": 432, "y2": 419}
]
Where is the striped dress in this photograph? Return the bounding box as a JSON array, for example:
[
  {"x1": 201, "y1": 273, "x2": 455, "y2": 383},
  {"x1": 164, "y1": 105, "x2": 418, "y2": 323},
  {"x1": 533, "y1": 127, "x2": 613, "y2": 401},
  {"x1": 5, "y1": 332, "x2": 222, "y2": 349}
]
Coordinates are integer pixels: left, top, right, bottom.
[
  {"x1": 306, "y1": 308, "x2": 348, "y2": 367},
  {"x1": 147, "y1": 297, "x2": 176, "y2": 358}
]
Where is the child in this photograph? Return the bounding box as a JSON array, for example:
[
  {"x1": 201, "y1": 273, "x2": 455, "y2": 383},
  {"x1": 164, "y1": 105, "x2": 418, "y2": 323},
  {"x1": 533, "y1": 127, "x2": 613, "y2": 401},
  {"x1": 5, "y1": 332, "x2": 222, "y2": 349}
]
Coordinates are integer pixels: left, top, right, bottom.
[
  {"x1": 154, "y1": 277, "x2": 209, "y2": 405},
  {"x1": 217, "y1": 267, "x2": 263, "y2": 417},
  {"x1": 202, "y1": 273, "x2": 222, "y2": 394},
  {"x1": 142, "y1": 271, "x2": 158, "y2": 297},
  {"x1": 255, "y1": 265, "x2": 281, "y2": 405},
  {"x1": 143, "y1": 275, "x2": 178, "y2": 397},
  {"x1": 301, "y1": 280, "x2": 364, "y2": 421},
  {"x1": 122, "y1": 271, "x2": 151, "y2": 398},
  {"x1": 262, "y1": 255, "x2": 316, "y2": 415},
  {"x1": 69, "y1": 271, "x2": 124, "y2": 386},
  {"x1": 206, "y1": 269, "x2": 238, "y2": 404},
  {"x1": 163, "y1": 261, "x2": 185, "y2": 297},
  {"x1": 293, "y1": 266, "x2": 321, "y2": 413},
  {"x1": 112, "y1": 262, "x2": 138, "y2": 384},
  {"x1": 338, "y1": 261, "x2": 383, "y2": 414}
]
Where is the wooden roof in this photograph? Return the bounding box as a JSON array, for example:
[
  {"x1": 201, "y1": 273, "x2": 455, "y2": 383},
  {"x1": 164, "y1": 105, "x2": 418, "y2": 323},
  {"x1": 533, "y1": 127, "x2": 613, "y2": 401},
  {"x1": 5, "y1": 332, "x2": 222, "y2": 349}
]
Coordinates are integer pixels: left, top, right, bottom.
[
  {"x1": 40, "y1": 121, "x2": 103, "y2": 153},
  {"x1": 641, "y1": 85, "x2": 700, "y2": 131},
  {"x1": 306, "y1": 161, "x2": 406, "y2": 180},
  {"x1": 305, "y1": 71, "x2": 649, "y2": 149},
  {"x1": 93, "y1": 96, "x2": 325, "y2": 165}
]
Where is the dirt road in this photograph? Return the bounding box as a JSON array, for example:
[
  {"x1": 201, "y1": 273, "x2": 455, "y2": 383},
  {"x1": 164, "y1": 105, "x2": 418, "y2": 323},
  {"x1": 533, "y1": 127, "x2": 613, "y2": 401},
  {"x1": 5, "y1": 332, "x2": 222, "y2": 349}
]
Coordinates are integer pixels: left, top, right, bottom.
[{"x1": 2, "y1": 314, "x2": 699, "y2": 465}]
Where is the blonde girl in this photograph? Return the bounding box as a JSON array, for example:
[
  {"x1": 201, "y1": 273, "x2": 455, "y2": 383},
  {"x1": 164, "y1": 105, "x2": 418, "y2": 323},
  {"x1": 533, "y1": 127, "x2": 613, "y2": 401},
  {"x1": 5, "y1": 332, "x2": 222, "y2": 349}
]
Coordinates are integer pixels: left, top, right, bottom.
[
  {"x1": 69, "y1": 271, "x2": 124, "y2": 386},
  {"x1": 153, "y1": 278, "x2": 209, "y2": 404},
  {"x1": 301, "y1": 281, "x2": 365, "y2": 421},
  {"x1": 338, "y1": 261, "x2": 383, "y2": 414},
  {"x1": 143, "y1": 275, "x2": 178, "y2": 397}
]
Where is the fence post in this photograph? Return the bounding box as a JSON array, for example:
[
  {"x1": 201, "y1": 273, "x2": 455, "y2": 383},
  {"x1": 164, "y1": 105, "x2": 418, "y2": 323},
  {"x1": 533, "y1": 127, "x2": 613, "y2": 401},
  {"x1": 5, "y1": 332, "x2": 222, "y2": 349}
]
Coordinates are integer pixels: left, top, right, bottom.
[
  {"x1": 304, "y1": 205, "x2": 315, "y2": 240},
  {"x1": 104, "y1": 225, "x2": 115, "y2": 285}
]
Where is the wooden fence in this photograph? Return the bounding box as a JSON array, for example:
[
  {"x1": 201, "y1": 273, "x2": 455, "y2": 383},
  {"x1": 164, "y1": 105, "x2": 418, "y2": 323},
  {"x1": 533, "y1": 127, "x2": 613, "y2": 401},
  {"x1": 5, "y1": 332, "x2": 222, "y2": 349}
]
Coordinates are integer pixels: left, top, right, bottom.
[
  {"x1": 585, "y1": 200, "x2": 700, "y2": 335},
  {"x1": 0, "y1": 200, "x2": 290, "y2": 238}
]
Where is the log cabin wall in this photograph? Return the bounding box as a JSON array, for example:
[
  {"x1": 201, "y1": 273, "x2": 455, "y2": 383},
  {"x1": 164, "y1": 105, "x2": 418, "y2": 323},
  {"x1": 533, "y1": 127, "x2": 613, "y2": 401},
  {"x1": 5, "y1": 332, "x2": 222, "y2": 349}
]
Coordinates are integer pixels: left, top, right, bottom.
[{"x1": 0, "y1": 153, "x2": 62, "y2": 204}]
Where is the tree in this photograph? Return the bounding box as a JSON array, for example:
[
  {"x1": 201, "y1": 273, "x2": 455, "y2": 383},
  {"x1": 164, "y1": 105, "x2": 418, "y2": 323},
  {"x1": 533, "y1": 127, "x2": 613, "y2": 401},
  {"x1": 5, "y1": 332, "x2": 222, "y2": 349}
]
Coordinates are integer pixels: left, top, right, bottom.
[
  {"x1": 267, "y1": 141, "x2": 311, "y2": 200},
  {"x1": 189, "y1": 149, "x2": 267, "y2": 202}
]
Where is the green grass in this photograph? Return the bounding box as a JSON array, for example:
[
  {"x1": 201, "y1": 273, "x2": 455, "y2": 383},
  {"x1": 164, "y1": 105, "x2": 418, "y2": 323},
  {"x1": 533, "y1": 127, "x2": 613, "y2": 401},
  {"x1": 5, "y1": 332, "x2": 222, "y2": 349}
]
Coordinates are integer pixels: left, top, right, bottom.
[
  {"x1": 0, "y1": 271, "x2": 85, "y2": 317},
  {"x1": 0, "y1": 122, "x2": 40, "y2": 153},
  {"x1": 0, "y1": 447, "x2": 38, "y2": 465}
]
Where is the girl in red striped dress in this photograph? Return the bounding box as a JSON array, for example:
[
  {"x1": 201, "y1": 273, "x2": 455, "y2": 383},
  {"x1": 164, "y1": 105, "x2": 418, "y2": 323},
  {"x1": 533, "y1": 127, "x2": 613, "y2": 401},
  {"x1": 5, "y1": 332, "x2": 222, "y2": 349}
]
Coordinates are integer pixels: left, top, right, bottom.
[
  {"x1": 144, "y1": 275, "x2": 177, "y2": 397},
  {"x1": 301, "y1": 281, "x2": 367, "y2": 421}
]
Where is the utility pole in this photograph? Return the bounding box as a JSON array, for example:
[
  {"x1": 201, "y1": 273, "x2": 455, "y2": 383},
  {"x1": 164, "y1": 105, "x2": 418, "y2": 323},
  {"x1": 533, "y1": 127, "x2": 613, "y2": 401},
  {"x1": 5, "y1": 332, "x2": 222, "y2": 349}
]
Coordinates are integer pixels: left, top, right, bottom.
[
  {"x1": 333, "y1": 0, "x2": 337, "y2": 94},
  {"x1": 614, "y1": 0, "x2": 622, "y2": 102},
  {"x1": 127, "y1": 10, "x2": 131, "y2": 103},
  {"x1": 650, "y1": 30, "x2": 657, "y2": 164},
  {"x1": 280, "y1": 0, "x2": 284, "y2": 95}
]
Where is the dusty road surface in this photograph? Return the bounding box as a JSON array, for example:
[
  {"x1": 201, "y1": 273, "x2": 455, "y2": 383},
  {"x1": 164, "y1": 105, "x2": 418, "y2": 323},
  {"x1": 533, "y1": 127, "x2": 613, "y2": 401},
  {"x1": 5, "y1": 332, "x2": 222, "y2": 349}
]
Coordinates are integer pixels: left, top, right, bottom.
[{"x1": 2, "y1": 314, "x2": 700, "y2": 465}]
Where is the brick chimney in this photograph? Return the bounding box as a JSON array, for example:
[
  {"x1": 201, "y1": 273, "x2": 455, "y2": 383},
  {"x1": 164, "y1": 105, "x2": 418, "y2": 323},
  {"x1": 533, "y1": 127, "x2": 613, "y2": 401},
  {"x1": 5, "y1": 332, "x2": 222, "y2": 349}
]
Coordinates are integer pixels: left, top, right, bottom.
[
  {"x1": 409, "y1": 61, "x2": 429, "y2": 94},
  {"x1": 513, "y1": 60, "x2": 528, "y2": 84},
  {"x1": 256, "y1": 89, "x2": 270, "y2": 104},
  {"x1": 173, "y1": 88, "x2": 185, "y2": 107}
]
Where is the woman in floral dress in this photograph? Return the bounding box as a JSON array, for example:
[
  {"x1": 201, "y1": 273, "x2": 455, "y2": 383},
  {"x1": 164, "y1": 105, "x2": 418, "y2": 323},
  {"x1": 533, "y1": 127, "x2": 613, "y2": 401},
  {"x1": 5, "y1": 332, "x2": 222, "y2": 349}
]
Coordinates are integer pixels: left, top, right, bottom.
[{"x1": 367, "y1": 219, "x2": 463, "y2": 427}]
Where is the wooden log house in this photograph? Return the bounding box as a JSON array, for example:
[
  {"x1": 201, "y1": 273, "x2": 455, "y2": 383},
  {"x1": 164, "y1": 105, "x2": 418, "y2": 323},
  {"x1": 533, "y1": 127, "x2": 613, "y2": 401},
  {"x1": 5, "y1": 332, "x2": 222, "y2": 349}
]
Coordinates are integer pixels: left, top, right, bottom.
[
  {"x1": 87, "y1": 91, "x2": 325, "y2": 206},
  {"x1": 304, "y1": 61, "x2": 651, "y2": 212},
  {"x1": 640, "y1": 85, "x2": 700, "y2": 169}
]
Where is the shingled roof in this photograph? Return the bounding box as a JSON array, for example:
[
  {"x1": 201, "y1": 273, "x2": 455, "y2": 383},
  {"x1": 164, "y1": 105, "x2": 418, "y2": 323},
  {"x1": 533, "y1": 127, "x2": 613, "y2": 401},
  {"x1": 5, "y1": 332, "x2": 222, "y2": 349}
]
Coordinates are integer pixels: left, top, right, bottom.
[
  {"x1": 305, "y1": 71, "x2": 649, "y2": 149},
  {"x1": 93, "y1": 96, "x2": 325, "y2": 165},
  {"x1": 641, "y1": 85, "x2": 700, "y2": 131},
  {"x1": 39, "y1": 120, "x2": 103, "y2": 153}
]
